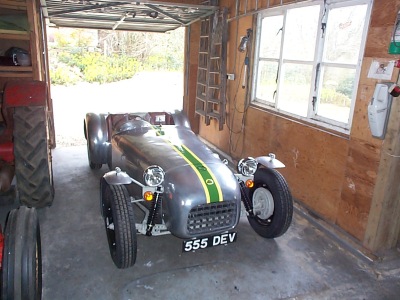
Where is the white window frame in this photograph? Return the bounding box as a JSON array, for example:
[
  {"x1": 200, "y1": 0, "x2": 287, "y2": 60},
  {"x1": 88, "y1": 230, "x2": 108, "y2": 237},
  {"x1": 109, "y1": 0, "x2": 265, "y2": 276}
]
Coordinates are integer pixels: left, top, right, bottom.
[{"x1": 251, "y1": 0, "x2": 373, "y2": 134}]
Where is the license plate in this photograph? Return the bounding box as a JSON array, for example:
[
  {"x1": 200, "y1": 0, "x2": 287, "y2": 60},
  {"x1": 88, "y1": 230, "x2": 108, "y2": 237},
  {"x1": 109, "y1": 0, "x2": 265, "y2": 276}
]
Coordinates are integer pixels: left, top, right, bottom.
[{"x1": 182, "y1": 232, "x2": 237, "y2": 252}]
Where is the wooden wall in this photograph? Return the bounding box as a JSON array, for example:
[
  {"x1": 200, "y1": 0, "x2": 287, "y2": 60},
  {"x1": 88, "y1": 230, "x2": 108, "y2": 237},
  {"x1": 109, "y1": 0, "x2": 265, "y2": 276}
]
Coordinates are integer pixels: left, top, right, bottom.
[{"x1": 184, "y1": 0, "x2": 400, "y2": 253}]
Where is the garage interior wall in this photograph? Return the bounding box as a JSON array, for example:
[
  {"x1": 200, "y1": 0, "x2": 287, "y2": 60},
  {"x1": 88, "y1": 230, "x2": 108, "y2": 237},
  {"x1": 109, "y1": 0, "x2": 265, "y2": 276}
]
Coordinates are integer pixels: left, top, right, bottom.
[{"x1": 183, "y1": 0, "x2": 400, "y2": 255}]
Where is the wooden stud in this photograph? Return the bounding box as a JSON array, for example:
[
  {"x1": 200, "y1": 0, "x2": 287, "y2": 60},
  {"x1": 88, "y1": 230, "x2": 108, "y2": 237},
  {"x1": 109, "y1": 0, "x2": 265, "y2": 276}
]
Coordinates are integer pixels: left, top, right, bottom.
[{"x1": 364, "y1": 91, "x2": 400, "y2": 252}]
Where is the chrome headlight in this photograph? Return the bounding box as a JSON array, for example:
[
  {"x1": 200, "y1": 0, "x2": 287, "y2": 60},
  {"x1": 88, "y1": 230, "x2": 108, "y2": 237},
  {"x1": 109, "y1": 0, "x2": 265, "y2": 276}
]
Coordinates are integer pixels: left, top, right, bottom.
[
  {"x1": 238, "y1": 157, "x2": 257, "y2": 176},
  {"x1": 143, "y1": 165, "x2": 165, "y2": 186}
]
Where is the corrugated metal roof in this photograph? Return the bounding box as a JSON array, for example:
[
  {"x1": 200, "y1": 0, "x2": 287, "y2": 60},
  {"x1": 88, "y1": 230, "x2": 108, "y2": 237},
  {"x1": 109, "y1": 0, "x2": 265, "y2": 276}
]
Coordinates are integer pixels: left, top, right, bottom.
[{"x1": 41, "y1": 1, "x2": 217, "y2": 32}]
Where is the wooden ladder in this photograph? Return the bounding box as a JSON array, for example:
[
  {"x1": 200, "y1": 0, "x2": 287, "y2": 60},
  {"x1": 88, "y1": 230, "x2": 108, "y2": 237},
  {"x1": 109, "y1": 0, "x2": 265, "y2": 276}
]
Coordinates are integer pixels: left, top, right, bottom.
[{"x1": 195, "y1": 6, "x2": 227, "y2": 131}]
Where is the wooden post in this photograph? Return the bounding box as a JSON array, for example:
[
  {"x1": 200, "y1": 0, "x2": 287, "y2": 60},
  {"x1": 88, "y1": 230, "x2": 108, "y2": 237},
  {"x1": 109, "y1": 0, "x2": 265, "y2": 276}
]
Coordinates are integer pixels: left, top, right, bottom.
[{"x1": 364, "y1": 89, "x2": 400, "y2": 252}]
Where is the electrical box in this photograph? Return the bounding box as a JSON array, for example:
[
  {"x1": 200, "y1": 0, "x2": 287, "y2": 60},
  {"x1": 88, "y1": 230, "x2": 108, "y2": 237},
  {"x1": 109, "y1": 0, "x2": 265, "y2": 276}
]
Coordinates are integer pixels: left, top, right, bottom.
[{"x1": 367, "y1": 83, "x2": 393, "y2": 139}]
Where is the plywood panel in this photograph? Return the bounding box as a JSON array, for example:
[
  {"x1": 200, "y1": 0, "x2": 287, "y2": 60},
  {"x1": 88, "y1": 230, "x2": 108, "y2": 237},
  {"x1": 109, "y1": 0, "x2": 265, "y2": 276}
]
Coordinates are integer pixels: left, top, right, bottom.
[
  {"x1": 369, "y1": 0, "x2": 399, "y2": 27},
  {"x1": 228, "y1": 106, "x2": 349, "y2": 223},
  {"x1": 274, "y1": 121, "x2": 347, "y2": 222},
  {"x1": 364, "y1": 26, "x2": 394, "y2": 59},
  {"x1": 336, "y1": 138, "x2": 380, "y2": 240},
  {"x1": 269, "y1": 0, "x2": 283, "y2": 7}
]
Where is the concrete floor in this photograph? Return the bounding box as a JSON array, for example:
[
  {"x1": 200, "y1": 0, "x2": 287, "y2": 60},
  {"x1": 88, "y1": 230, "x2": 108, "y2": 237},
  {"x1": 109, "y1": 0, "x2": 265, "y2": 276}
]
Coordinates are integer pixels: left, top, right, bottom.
[{"x1": 5, "y1": 146, "x2": 400, "y2": 299}]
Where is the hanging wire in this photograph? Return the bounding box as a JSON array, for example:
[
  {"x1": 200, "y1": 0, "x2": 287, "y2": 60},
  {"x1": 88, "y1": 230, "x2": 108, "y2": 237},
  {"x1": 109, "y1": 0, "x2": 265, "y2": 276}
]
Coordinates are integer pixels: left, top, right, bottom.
[
  {"x1": 226, "y1": 43, "x2": 252, "y2": 156},
  {"x1": 392, "y1": 18, "x2": 400, "y2": 48}
]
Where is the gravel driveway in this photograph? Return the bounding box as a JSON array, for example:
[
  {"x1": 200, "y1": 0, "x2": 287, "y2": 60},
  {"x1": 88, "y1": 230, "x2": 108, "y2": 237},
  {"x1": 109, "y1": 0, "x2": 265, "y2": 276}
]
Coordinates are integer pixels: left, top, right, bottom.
[{"x1": 51, "y1": 71, "x2": 183, "y2": 147}]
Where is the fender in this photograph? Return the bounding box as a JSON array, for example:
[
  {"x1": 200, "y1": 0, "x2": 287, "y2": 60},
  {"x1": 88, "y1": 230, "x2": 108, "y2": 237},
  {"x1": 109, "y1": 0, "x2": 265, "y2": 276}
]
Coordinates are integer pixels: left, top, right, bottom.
[
  {"x1": 3, "y1": 80, "x2": 47, "y2": 107},
  {"x1": 171, "y1": 110, "x2": 191, "y2": 129},
  {"x1": 84, "y1": 113, "x2": 109, "y2": 165},
  {"x1": 103, "y1": 169, "x2": 133, "y2": 185},
  {"x1": 256, "y1": 153, "x2": 285, "y2": 169}
]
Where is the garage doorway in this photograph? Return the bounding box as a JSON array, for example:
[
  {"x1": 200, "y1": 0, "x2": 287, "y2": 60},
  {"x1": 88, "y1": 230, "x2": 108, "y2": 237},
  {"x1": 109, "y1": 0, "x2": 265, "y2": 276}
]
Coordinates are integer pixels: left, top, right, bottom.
[{"x1": 48, "y1": 27, "x2": 184, "y2": 147}]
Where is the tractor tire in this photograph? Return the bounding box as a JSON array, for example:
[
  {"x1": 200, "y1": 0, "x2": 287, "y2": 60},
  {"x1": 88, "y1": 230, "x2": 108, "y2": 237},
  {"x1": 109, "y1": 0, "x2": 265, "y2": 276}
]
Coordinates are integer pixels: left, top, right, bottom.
[
  {"x1": 1, "y1": 206, "x2": 42, "y2": 300},
  {"x1": 13, "y1": 106, "x2": 54, "y2": 208}
]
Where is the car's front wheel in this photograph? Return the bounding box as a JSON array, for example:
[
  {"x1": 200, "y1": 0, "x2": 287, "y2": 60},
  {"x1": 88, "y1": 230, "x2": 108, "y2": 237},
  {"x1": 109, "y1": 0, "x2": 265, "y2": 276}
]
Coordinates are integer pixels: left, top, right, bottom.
[
  {"x1": 101, "y1": 182, "x2": 137, "y2": 268},
  {"x1": 247, "y1": 167, "x2": 293, "y2": 238}
]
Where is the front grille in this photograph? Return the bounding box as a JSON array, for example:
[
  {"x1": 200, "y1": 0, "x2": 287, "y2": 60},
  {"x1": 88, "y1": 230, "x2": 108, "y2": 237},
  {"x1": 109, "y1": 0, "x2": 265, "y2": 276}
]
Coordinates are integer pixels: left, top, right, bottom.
[{"x1": 187, "y1": 202, "x2": 237, "y2": 235}]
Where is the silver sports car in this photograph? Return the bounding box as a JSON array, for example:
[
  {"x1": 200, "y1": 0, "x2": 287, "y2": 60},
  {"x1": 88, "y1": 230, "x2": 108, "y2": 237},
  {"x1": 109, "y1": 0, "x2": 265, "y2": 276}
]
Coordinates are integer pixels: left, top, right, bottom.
[{"x1": 84, "y1": 111, "x2": 293, "y2": 269}]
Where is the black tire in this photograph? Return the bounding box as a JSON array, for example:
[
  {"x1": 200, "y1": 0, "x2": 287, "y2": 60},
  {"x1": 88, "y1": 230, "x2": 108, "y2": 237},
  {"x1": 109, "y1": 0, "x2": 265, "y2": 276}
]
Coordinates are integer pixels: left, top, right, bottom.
[
  {"x1": 101, "y1": 183, "x2": 137, "y2": 269},
  {"x1": 1, "y1": 206, "x2": 42, "y2": 300},
  {"x1": 14, "y1": 106, "x2": 54, "y2": 208},
  {"x1": 247, "y1": 168, "x2": 293, "y2": 238},
  {"x1": 89, "y1": 161, "x2": 102, "y2": 170}
]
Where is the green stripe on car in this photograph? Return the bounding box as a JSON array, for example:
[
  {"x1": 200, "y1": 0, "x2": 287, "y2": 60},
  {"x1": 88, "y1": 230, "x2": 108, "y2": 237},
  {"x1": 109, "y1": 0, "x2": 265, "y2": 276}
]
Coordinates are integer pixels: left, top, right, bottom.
[{"x1": 152, "y1": 125, "x2": 222, "y2": 203}]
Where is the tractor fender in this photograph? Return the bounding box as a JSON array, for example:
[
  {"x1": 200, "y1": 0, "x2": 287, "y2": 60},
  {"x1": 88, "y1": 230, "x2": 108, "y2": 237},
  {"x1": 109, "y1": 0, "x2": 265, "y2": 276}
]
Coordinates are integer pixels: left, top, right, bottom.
[
  {"x1": 3, "y1": 80, "x2": 47, "y2": 108},
  {"x1": 256, "y1": 153, "x2": 285, "y2": 169},
  {"x1": 84, "y1": 113, "x2": 109, "y2": 165}
]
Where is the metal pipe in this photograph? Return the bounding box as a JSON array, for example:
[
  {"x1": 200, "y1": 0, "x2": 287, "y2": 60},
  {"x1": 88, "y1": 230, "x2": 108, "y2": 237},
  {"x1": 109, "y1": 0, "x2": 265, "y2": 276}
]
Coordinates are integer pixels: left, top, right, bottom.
[
  {"x1": 235, "y1": 0, "x2": 239, "y2": 19},
  {"x1": 184, "y1": 26, "x2": 191, "y2": 99},
  {"x1": 112, "y1": 13, "x2": 128, "y2": 30}
]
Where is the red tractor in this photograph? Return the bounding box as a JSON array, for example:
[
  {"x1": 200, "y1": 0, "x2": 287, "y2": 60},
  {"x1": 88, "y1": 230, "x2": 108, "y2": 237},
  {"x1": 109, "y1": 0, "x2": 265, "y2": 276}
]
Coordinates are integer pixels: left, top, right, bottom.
[{"x1": 0, "y1": 80, "x2": 54, "y2": 299}]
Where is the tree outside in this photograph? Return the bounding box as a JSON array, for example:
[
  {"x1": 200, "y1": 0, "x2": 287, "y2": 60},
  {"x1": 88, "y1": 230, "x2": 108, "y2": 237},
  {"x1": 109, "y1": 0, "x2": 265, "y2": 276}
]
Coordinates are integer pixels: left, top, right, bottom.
[
  {"x1": 48, "y1": 27, "x2": 185, "y2": 147},
  {"x1": 48, "y1": 27, "x2": 184, "y2": 85}
]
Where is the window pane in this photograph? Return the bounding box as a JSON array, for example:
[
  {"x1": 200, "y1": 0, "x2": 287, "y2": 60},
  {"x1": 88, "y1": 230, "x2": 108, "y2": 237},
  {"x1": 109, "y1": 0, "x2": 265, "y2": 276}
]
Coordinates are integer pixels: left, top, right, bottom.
[
  {"x1": 283, "y1": 5, "x2": 320, "y2": 61},
  {"x1": 317, "y1": 67, "x2": 356, "y2": 123},
  {"x1": 259, "y1": 15, "x2": 284, "y2": 59},
  {"x1": 278, "y1": 63, "x2": 313, "y2": 117},
  {"x1": 324, "y1": 5, "x2": 368, "y2": 64},
  {"x1": 256, "y1": 61, "x2": 279, "y2": 103}
]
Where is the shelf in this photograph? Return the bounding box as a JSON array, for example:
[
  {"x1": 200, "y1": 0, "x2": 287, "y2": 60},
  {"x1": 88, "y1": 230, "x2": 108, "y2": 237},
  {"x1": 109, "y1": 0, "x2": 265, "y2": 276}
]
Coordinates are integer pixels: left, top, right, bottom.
[
  {"x1": 0, "y1": 29, "x2": 29, "y2": 40},
  {"x1": 0, "y1": 72, "x2": 32, "y2": 78},
  {"x1": 0, "y1": 65, "x2": 32, "y2": 77},
  {"x1": 0, "y1": 65, "x2": 31, "y2": 71},
  {"x1": 0, "y1": 0, "x2": 27, "y2": 10}
]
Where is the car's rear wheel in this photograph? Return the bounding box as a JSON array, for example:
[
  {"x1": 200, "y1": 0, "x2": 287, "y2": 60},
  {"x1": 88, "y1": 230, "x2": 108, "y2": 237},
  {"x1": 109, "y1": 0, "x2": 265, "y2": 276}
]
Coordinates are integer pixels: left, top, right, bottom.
[
  {"x1": 247, "y1": 168, "x2": 293, "y2": 238},
  {"x1": 101, "y1": 183, "x2": 137, "y2": 268},
  {"x1": 84, "y1": 114, "x2": 108, "y2": 170},
  {"x1": 89, "y1": 161, "x2": 102, "y2": 170},
  {"x1": 1, "y1": 206, "x2": 42, "y2": 300},
  {"x1": 86, "y1": 131, "x2": 102, "y2": 170}
]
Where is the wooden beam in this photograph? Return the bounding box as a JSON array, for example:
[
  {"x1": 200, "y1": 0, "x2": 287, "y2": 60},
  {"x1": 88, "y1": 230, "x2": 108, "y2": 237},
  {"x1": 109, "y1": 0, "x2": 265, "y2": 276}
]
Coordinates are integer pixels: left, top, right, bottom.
[
  {"x1": 0, "y1": 72, "x2": 32, "y2": 77},
  {"x1": 364, "y1": 92, "x2": 400, "y2": 252},
  {"x1": 0, "y1": 30, "x2": 29, "y2": 40},
  {"x1": 0, "y1": 66, "x2": 32, "y2": 72},
  {"x1": 0, "y1": 0, "x2": 26, "y2": 10}
]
